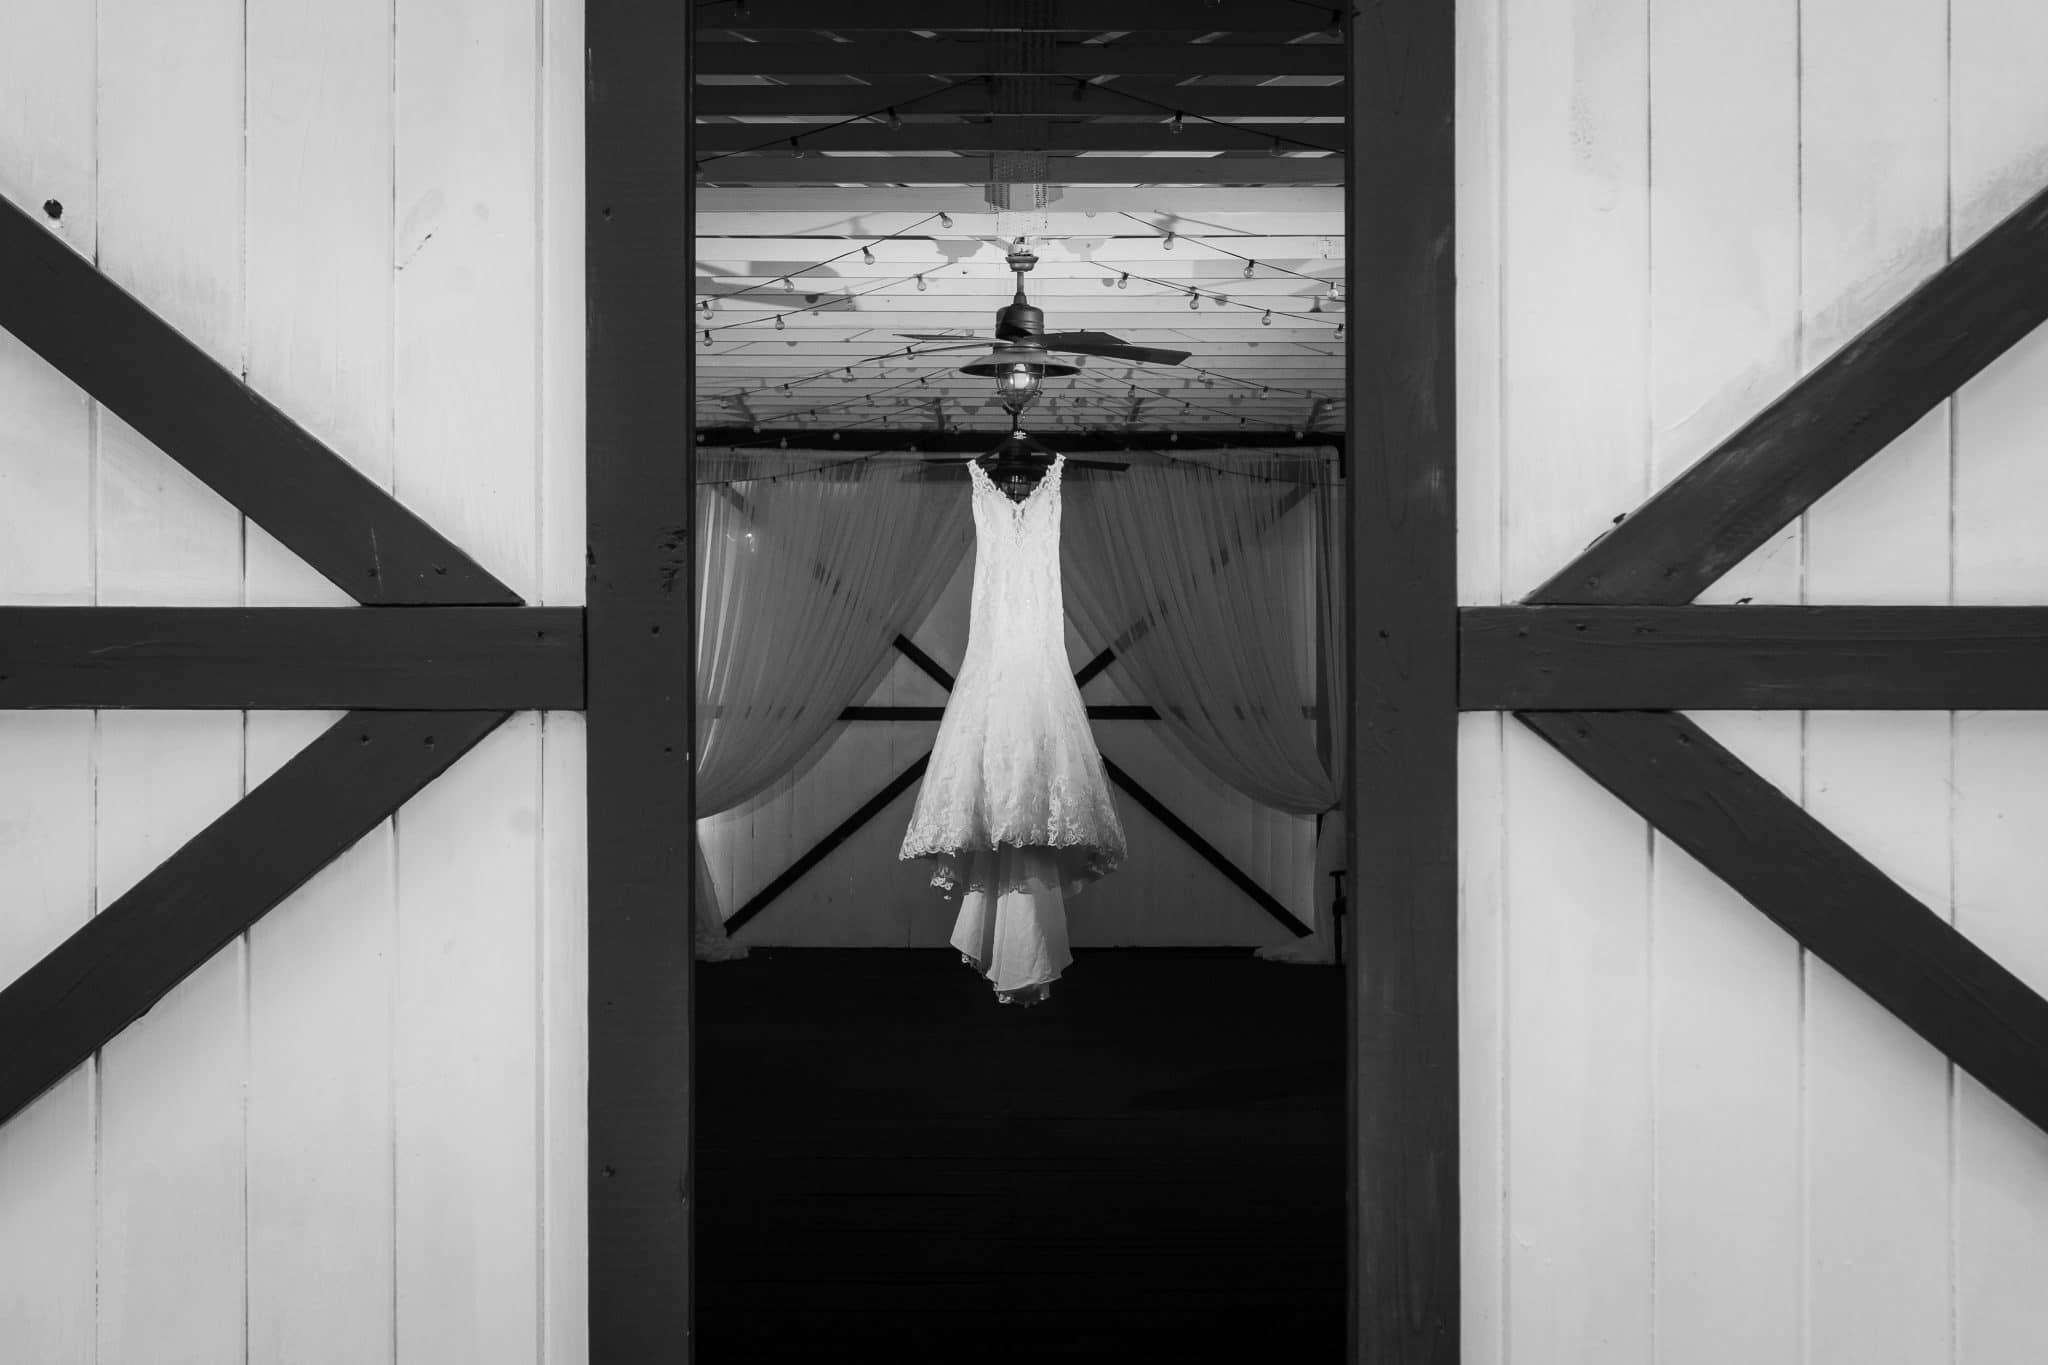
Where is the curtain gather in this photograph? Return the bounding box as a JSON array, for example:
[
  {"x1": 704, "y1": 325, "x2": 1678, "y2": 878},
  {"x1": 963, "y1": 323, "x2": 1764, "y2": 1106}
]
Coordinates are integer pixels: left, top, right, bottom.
[
  {"x1": 692, "y1": 452, "x2": 971, "y2": 959},
  {"x1": 1061, "y1": 450, "x2": 1347, "y2": 962}
]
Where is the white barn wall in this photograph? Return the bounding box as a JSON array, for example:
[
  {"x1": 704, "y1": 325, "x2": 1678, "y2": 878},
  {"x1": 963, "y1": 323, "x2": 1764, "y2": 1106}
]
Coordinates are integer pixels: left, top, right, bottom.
[
  {"x1": 1460, "y1": 2, "x2": 2048, "y2": 1362},
  {"x1": 0, "y1": 2, "x2": 587, "y2": 1361}
]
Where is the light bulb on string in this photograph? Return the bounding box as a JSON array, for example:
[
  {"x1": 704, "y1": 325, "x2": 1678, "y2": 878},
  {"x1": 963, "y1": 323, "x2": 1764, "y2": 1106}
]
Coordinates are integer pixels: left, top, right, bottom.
[
  {"x1": 702, "y1": 329, "x2": 713, "y2": 346},
  {"x1": 1242, "y1": 259, "x2": 1255, "y2": 279},
  {"x1": 780, "y1": 276, "x2": 794, "y2": 292},
  {"x1": 699, "y1": 298, "x2": 714, "y2": 319},
  {"x1": 916, "y1": 274, "x2": 927, "y2": 291},
  {"x1": 1260, "y1": 309, "x2": 1272, "y2": 326},
  {"x1": 1335, "y1": 323, "x2": 1345, "y2": 337},
  {"x1": 1186, "y1": 289, "x2": 1200, "y2": 310},
  {"x1": 1168, "y1": 112, "x2": 1184, "y2": 135},
  {"x1": 774, "y1": 313, "x2": 786, "y2": 331},
  {"x1": 1162, "y1": 231, "x2": 1175, "y2": 251},
  {"x1": 789, "y1": 138, "x2": 806, "y2": 159},
  {"x1": 885, "y1": 108, "x2": 902, "y2": 130},
  {"x1": 861, "y1": 245, "x2": 875, "y2": 265},
  {"x1": 1117, "y1": 272, "x2": 1130, "y2": 289},
  {"x1": 938, "y1": 212, "x2": 953, "y2": 229}
]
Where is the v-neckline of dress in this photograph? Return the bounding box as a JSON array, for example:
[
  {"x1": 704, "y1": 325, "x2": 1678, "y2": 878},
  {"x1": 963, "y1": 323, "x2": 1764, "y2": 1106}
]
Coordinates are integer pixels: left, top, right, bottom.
[{"x1": 972, "y1": 453, "x2": 1061, "y2": 519}]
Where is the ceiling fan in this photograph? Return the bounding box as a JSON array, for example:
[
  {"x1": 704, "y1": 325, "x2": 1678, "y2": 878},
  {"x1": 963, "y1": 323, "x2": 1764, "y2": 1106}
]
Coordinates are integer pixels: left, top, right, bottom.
[{"x1": 904, "y1": 243, "x2": 1175, "y2": 492}]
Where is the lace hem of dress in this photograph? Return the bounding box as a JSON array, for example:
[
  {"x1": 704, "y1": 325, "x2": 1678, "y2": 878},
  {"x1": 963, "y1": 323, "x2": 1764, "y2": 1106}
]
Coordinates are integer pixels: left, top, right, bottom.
[
  {"x1": 904, "y1": 833, "x2": 1123, "y2": 899},
  {"x1": 962, "y1": 953, "x2": 1054, "y2": 1007}
]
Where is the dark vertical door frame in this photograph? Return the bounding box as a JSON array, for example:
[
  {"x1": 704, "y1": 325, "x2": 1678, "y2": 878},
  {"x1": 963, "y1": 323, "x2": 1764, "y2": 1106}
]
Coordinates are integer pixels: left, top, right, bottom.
[
  {"x1": 1348, "y1": 2, "x2": 1460, "y2": 1363},
  {"x1": 587, "y1": 2, "x2": 696, "y2": 1360}
]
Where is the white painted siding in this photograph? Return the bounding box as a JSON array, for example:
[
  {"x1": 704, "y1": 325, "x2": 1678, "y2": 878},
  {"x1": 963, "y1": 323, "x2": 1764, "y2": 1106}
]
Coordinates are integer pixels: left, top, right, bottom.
[
  {"x1": 1459, "y1": 2, "x2": 2048, "y2": 1361},
  {"x1": 0, "y1": 3, "x2": 586, "y2": 1362}
]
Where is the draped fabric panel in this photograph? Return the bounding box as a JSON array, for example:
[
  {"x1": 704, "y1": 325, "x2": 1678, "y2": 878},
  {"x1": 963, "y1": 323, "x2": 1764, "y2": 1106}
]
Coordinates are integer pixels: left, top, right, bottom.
[
  {"x1": 692, "y1": 452, "x2": 972, "y2": 958},
  {"x1": 1060, "y1": 450, "x2": 1347, "y2": 962}
]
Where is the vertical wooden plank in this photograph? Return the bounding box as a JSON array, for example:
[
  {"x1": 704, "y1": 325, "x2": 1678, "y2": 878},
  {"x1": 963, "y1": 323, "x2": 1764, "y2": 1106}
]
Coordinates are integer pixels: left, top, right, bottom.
[
  {"x1": 1644, "y1": 6, "x2": 1803, "y2": 1364},
  {"x1": 1351, "y1": 0, "x2": 1458, "y2": 1359},
  {"x1": 1798, "y1": 5, "x2": 1956, "y2": 1362},
  {"x1": 0, "y1": 713, "x2": 96, "y2": 1364},
  {"x1": 242, "y1": 4, "x2": 399, "y2": 1360},
  {"x1": 93, "y1": 712, "x2": 247, "y2": 1365},
  {"x1": 587, "y1": 0, "x2": 696, "y2": 1355},
  {"x1": 393, "y1": 1, "x2": 545, "y2": 1359},
  {"x1": 393, "y1": 716, "x2": 542, "y2": 1365},
  {"x1": 395, "y1": 0, "x2": 542, "y2": 601},
  {"x1": 540, "y1": 0, "x2": 590, "y2": 1359},
  {"x1": 1951, "y1": 8, "x2": 2048, "y2": 1360},
  {"x1": 92, "y1": 4, "x2": 248, "y2": 1362},
  {"x1": 1497, "y1": 1, "x2": 1653, "y2": 1361},
  {"x1": 0, "y1": 15, "x2": 97, "y2": 1355},
  {"x1": 1454, "y1": 0, "x2": 1505, "y2": 1357}
]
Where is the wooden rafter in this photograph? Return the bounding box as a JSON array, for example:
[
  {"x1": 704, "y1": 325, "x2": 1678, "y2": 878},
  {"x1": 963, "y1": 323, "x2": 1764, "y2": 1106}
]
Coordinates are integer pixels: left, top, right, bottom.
[
  {"x1": 697, "y1": 428, "x2": 1342, "y2": 452},
  {"x1": 695, "y1": 0, "x2": 1337, "y2": 30},
  {"x1": 0, "y1": 709, "x2": 506, "y2": 1126},
  {"x1": 0, "y1": 195, "x2": 517, "y2": 606},
  {"x1": 0, "y1": 607, "x2": 583, "y2": 710},
  {"x1": 1461, "y1": 605, "x2": 2048, "y2": 711},
  {"x1": 1529, "y1": 180, "x2": 2048, "y2": 607},
  {"x1": 694, "y1": 80, "x2": 1344, "y2": 120},
  {"x1": 695, "y1": 40, "x2": 1344, "y2": 79},
  {"x1": 697, "y1": 156, "x2": 1345, "y2": 186},
  {"x1": 695, "y1": 122, "x2": 1343, "y2": 156},
  {"x1": 1522, "y1": 710, "x2": 2048, "y2": 1135}
]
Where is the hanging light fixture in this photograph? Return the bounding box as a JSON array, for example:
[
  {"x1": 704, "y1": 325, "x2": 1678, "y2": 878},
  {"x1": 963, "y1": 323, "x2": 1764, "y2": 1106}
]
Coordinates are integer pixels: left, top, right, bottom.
[{"x1": 957, "y1": 246, "x2": 1078, "y2": 421}]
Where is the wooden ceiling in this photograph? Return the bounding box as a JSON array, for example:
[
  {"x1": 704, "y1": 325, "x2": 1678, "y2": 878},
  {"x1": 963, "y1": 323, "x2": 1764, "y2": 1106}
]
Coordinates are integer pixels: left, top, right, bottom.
[{"x1": 693, "y1": 1, "x2": 1347, "y2": 447}]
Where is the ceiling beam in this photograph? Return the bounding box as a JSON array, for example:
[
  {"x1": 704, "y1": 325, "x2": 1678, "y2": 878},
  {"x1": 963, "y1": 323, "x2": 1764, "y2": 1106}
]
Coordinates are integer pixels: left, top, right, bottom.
[
  {"x1": 696, "y1": 0, "x2": 1334, "y2": 31},
  {"x1": 695, "y1": 122, "x2": 1342, "y2": 156},
  {"x1": 696, "y1": 427, "x2": 1341, "y2": 451},
  {"x1": 695, "y1": 80, "x2": 1345, "y2": 119},
  {"x1": 695, "y1": 185, "x2": 1343, "y2": 214},
  {"x1": 696, "y1": 40, "x2": 1344, "y2": 78},
  {"x1": 698, "y1": 155, "x2": 1345, "y2": 186}
]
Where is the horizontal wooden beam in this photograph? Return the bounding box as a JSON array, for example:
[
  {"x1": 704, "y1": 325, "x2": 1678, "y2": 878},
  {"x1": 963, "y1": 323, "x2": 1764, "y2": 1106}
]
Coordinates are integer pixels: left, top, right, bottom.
[
  {"x1": 698, "y1": 0, "x2": 1335, "y2": 31},
  {"x1": 696, "y1": 40, "x2": 1344, "y2": 78},
  {"x1": 694, "y1": 80, "x2": 1344, "y2": 120},
  {"x1": 698, "y1": 428, "x2": 1341, "y2": 451},
  {"x1": 1461, "y1": 606, "x2": 2048, "y2": 711},
  {"x1": 0, "y1": 195, "x2": 519, "y2": 606},
  {"x1": 1521, "y1": 709, "x2": 2048, "y2": 1137},
  {"x1": 697, "y1": 155, "x2": 1344, "y2": 186},
  {"x1": 0, "y1": 708, "x2": 506, "y2": 1126},
  {"x1": 0, "y1": 607, "x2": 584, "y2": 710},
  {"x1": 696, "y1": 122, "x2": 1342, "y2": 156},
  {"x1": 1528, "y1": 179, "x2": 2048, "y2": 605},
  {"x1": 696, "y1": 185, "x2": 1343, "y2": 215},
  {"x1": 841, "y1": 704, "x2": 1158, "y2": 721}
]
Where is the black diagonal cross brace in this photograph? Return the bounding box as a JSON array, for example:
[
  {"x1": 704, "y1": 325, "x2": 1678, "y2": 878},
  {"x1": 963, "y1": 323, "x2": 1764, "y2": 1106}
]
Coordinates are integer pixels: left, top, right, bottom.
[{"x1": 1479, "y1": 178, "x2": 2048, "y2": 1139}]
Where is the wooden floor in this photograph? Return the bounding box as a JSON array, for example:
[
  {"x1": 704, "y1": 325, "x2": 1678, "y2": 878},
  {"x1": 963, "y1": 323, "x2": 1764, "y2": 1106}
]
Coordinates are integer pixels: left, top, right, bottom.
[{"x1": 696, "y1": 947, "x2": 1347, "y2": 1363}]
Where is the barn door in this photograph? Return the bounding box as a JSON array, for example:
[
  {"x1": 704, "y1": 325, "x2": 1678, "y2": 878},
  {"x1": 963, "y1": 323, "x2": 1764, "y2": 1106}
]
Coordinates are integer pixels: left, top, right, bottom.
[{"x1": 1434, "y1": 5, "x2": 2048, "y2": 1364}]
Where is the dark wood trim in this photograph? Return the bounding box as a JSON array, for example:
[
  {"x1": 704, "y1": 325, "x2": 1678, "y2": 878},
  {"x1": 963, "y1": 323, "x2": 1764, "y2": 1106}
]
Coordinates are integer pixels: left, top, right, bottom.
[
  {"x1": 699, "y1": 429, "x2": 1343, "y2": 453},
  {"x1": 724, "y1": 756, "x2": 932, "y2": 936},
  {"x1": 694, "y1": 40, "x2": 1345, "y2": 79},
  {"x1": 0, "y1": 195, "x2": 518, "y2": 606},
  {"x1": 697, "y1": 0, "x2": 1334, "y2": 31},
  {"x1": 1349, "y1": 0, "x2": 1460, "y2": 1358},
  {"x1": 891, "y1": 634, "x2": 957, "y2": 691},
  {"x1": 0, "y1": 607, "x2": 583, "y2": 710},
  {"x1": 1461, "y1": 605, "x2": 2048, "y2": 712},
  {"x1": 1522, "y1": 709, "x2": 2048, "y2": 1137},
  {"x1": 1100, "y1": 756, "x2": 1313, "y2": 937},
  {"x1": 1073, "y1": 648, "x2": 1117, "y2": 689},
  {"x1": 587, "y1": 2, "x2": 696, "y2": 1357},
  {"x1": 696, "y1": 122, "x2": 1341, "y2": 157},
  {"x1": 1528, "y1": 180, "x2": 2048, "y2": 605},
  {"x1": 0, "y1": 709, "x2": 504, "y2": 1127},
  {"x1": 693, "y1": 80, "x2": 1344, "y2": 120}
]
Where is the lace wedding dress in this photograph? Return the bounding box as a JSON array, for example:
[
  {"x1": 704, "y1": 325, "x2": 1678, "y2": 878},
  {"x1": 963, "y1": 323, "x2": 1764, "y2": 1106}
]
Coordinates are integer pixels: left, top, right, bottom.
[{"x1": 900, "y1": 452, "x2": 1126, "y2": 1005}]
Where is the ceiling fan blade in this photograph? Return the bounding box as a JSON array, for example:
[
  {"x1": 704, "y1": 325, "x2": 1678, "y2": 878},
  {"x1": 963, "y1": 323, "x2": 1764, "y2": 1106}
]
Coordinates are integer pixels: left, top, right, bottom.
[
  {"x1": 1045, "y1": 340, "x2": 1192, "y2": 367},
  {"x1": 1039, "y1": 330, "x2": 1130, "y2": 347},
  {"x1": 898, "y1": 333, "x2": 997, "y2": 342}
]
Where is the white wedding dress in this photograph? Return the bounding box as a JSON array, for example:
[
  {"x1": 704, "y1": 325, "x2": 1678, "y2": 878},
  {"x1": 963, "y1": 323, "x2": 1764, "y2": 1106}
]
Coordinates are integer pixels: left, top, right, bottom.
[{"x1": 900, "y1": 452, "x2": 1126, "y2": 1005}]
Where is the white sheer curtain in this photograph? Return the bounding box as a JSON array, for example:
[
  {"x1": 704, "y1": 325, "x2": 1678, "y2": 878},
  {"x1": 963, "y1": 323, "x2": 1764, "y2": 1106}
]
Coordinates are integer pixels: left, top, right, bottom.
[
  {"x1": 693, "y1": 451, "x2": 971, "y2": 959},
  {"x1": 1061, "y1": 450, "x2": 1347, "y2": 962}
]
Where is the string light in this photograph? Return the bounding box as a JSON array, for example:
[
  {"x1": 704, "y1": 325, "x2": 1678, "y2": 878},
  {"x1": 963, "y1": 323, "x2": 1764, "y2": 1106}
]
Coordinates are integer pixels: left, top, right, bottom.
[
  {"x1": 1186, "y1": 289, "x2": 1200, "y2": 310},
  {"x1": 938, "y1": 212, "x2": 953, "y2": 229},
  {"x1": 1162, "y1": 231, "x2": 1175, "y2": 251},
  {"x1": 861, "y1": 245, "x2": 875, "y2": 265},
  {"x1": 1117, "y1": 272, "x2": 1130, "y2": 289},
  {"x1": 780, "y1": 276, "x2": 794, "y2": 292},
  {"x1": 699, "y1": 299, "x2": 714, "y2": 320},
  {"x1": 1261, "y1": 310, "x2": 1272, "y2": 326},
  {"x1": 916, "y1": 274, "x2": 928, "y2": 291},
  {"x1": 885, "y1": 108, "x2": 902, "y2": 130},
  {"x1": 1169, "y1": 112, "x2": 1184, "y2": 135},
  {"x1": 702, "y1": 329, "x2": 713, "y2": 346},
  {"x1": 774, "y1": 313, "x2": 786, "y2": 331},
  {"x1": 789, "y1": 138, "x2": 806, "y2": 159},
  {"x1": 1242, "y1": 260, "x2": 1255, "y2": 279}
]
